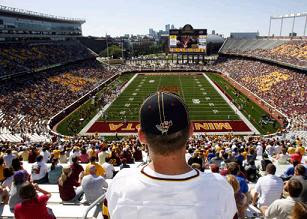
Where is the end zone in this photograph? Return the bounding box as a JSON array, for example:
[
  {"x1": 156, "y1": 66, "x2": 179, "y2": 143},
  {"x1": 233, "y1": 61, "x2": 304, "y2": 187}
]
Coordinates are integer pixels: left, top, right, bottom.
[{"x1": 85, "y1": 120, "x2": 253, "y2": 136}]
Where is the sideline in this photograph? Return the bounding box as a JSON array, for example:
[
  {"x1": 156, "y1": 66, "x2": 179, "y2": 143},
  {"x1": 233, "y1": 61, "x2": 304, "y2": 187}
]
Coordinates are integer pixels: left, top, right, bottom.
[
  {"x1": 203, "y1": 73, "x2": 260, "y2": 135},
  {"x1": 79, "y1": 73, "x2": 139, "y2": 134}
]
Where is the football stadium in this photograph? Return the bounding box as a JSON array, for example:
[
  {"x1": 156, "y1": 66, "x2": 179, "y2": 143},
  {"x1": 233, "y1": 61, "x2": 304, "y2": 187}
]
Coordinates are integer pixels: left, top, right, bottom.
[{"x1": 0, "y1": 1, "x2": 306, "y2": 219}]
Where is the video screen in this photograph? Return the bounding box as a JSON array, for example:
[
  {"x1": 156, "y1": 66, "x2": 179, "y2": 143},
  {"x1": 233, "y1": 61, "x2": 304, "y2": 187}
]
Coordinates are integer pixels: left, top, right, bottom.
[{"x1": 169, "y1": 29, "x2": 207, "y2": 53}]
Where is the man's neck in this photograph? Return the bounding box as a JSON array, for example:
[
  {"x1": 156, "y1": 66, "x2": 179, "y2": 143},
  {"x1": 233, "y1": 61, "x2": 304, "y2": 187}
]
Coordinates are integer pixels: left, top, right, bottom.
[{"x1": 148, "y1": 153, "x2": 192, "y2": 175}]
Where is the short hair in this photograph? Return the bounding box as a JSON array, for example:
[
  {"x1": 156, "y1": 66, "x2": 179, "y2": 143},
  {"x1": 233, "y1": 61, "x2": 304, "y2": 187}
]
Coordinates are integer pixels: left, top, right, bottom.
[
  {"x1": 71, "y1": 156, "x2": 78, "y2": 164},
  {"x1": 295, "y1": 164, "x2": 306, "y2": 176},
  {"x1": 292, "y1": 202, "x2": 307, "y2": 219},
  {"x1": 227, "y1": 162, "x2": 239, "y2": 175},
  {"x1": 143, "y1": 126, "x2": 190, "y2": 155},
  {"x1": 19, "y1": 182, "x2": 37, "y2": 200},
  {"x1": 90, "y1": 156, "x2": 96, "y2": 162},
  {"x1": 266, "y1": 163, "x2": 276, "y2": 175},
  {"x1": 226, "y1": 174, "x2": 240, "y2": 193},
  {"x1": 36, "y1": 155, "x2": 43, "y2": 162},
  {"x1": 288, "y1": 179, "x2": 303, "y2": 198}
]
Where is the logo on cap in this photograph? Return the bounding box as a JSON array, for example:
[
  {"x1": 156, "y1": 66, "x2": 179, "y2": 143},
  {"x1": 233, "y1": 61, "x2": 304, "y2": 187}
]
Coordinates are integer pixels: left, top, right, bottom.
[{"x1": 156, "y1": 120, "x2": 173, "y2": 134}]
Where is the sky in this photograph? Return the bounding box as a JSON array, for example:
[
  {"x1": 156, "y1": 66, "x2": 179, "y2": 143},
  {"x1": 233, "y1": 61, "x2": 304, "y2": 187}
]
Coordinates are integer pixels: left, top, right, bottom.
[{"x1": 0, "y1": 0, "x2": 306, "y2": 37}]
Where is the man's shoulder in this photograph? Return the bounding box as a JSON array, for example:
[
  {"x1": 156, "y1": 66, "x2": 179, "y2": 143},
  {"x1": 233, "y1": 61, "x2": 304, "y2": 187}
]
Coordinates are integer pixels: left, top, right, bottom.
[{"x1": 201, "y1": 172, "x2": 233, "y2": 192}]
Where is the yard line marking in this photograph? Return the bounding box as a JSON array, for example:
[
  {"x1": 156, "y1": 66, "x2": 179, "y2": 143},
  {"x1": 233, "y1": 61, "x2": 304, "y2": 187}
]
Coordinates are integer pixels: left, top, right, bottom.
[
  {"x1": 212, "y1": 109, "x2": 219, "y2": 114},
  {"x1": 178, "y1": 74, "x2": 186, "y2": 101}
]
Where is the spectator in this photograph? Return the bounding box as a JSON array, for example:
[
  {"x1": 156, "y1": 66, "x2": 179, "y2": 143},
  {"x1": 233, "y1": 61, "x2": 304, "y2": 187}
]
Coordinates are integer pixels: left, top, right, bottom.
[
  {"x1": 40, "y1": 147, "x2": 51, "y2": 163},
  {"x1": 2, "y1": 168, "x2": 14, "y2": 189},
  {"x1": 282, "y1": 160, "x2": 300, "y2": 181},
  {"x1": 0, "y1": 157, "x2": 5, "y2": 182},
  {"x1": 291, "y1": 201, "x2": 307, "y2": 219},
  {"x1": 11, "y1": 158, "x2": 24, "y2": 172},
  {"x1": 102, "y1": 157, "x2": 115, "y2": 179},
  {"x1": 119, "y1": 158, "x2": 130, "y2": 170},
  {"x1": 18, "y1": 147, "x2": 29, "y2": 162},
  {"x1": 252, "y1": 164, "x2": 283, "y2": 207},
  {"x1": 79, "y1": 148, "x2": 90, "y2": 163},
  {"x1": 261, "y1": 179, "x2": 303, "y2": 219},
  {"x1": 104, "y1": 92, "x2": 236, "y2": 218},
  {"x1": 84, "y1": 156, "x2": 105, "y2": 177},
  {"x1": 14, "y1": 182, "x2": 55, "y2": 219},
  {"x1": 8, "y1": 170, "x2": 29, "y2": 211},
  {"x1": 31, "y1": 155, "x2": 48, "y2": 184},
  {"x1": 58, "y1": 167, "x2": 83, "y2": 202},
  {"x1": 261, "y1": 153, "x2": 273, "y2": 171},
  {"x1": 70, "y1": 156, "x2": 84, "y2": 185},
  {"x1": 28, "y1": 148, "x2": 38, "y2": 164},
  {"x1": 3, "y1": 149, "x2": 16, "y2": 168},
  {"x1": 227, "y1": 162, "x2": 249, "y2": 195},
  {"x1": 98, "y1": 147, "x2": 110, "y2": 165},
  {"x1": 290, "y1": 149, "x2": 303, "y2": 164},
  {"x1": 81, "y1": 165, "x2": 108, "y2": 204},
  {"x1": 48, "y1": 158, "x2": 63, "y2": 184},
  {"x1": 290, "y1": 164, "x2": 307, "y2": 203},
  {"x1": 226, "y1": 174, "x2": 248, "y2": 219},
  {"x1": 276, "y1": 147, "x2": 290, "y2": 165}
]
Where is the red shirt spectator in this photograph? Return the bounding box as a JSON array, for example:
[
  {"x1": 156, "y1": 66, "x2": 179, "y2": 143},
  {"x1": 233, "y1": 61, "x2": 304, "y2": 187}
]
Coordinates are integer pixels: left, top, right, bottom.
[
  {"x1": 290, "y1": 152, "x2": 302, "y2": 164},
  {"x1": 70, "y1": 157, "x2": 84, "y2": 185},
  {"x1": 15, "y1": 194, "x2": 53, "y2": 219},
  {"x1": 14, "y1": 182, "x2": 54, "y2": 219}
]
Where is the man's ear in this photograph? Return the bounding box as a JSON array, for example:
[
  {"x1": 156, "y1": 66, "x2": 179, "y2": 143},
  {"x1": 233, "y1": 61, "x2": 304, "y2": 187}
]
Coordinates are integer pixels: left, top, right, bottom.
[
  {"x1": 138, "y1": 129, "x2": 147, "y2": 145},
  {"x1": 188, "y1": 122, "x2": 194, "y2": 137}
]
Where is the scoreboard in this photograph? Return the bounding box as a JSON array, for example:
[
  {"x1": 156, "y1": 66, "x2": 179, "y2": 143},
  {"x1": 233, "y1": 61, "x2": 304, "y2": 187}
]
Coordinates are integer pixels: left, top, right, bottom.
[{"x1": 169, "y1": 24, "x2": 207, "y2": 54}]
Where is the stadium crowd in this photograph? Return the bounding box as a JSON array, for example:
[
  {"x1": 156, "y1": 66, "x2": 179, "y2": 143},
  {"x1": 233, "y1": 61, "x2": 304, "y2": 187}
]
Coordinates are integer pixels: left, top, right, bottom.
[
  {"x1": 0, "y1": 41, "x2": 95, "y2": 78},
  {"x1": 0, "y1": 133, "x2": 305, "y2": 218},
  {"x1": 212, "y1": 57, "x2": 307, "y2": 131},
  {"x1": 223, "y1": 40, "x2": 307, "y2": 67},
  {"x1": 0, "y1": 60, "x2": 117, "y2": 138}
]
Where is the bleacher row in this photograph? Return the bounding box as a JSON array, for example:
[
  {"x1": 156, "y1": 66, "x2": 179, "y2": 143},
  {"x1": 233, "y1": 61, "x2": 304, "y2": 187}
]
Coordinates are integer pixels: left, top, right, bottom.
[
  {"x1": 220, "y1": 38, "x2": 307, "y2": 68},
  {"x1": 0, "y1": 41, "x2": 96, "y2": 78},
  {"x1": 220, "y1": 39, "x2": 286, "y2": 52},
  {"x1": 0, "y1": 161, "x2": 143, "y2": 219}
]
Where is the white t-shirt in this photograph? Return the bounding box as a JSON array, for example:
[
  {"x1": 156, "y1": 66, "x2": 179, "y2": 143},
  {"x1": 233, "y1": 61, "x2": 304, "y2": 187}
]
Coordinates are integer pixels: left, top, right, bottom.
[
  {"x1": 102, "y1": 162, "x2": 115, "y2": 179},
  {"x1": 40, "y1": 150, "x2": 51, "y2": 163},
  {"x1": 255, "y1": 174, "x2": 283, "y2": 207},
  {"x1": 106, "y1": 165, "x2": 237, "y2": 219},
  {"x1": 31, "y1": 162, "x2": 48, "y2": 181},
  {"x1": 3, "y1": 154, "x2": 16, "y2": 168},
  {"x1": 256, "y1": 145, "x2": 263, "y2": 157}
]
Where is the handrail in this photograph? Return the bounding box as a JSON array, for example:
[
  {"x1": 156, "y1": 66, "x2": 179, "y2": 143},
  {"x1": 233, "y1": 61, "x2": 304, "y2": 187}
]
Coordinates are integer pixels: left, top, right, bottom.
[{"x1": 82, "y1": 192, "x2": 106, "y2": 219}]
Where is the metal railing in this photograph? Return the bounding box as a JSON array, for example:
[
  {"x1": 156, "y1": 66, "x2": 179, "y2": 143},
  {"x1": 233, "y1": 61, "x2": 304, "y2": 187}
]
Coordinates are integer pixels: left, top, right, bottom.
[
  {"x1": 82, "y1": 193, "x2": 106, "y2": 219},
  {"x1": 0, "y1": 5, "x2": 85, "y2": 23}
]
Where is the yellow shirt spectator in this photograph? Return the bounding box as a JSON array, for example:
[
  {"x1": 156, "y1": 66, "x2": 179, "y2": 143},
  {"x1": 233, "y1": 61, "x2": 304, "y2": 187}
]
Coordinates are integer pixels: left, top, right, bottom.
[
  {"x1": 85, "y1": 162, "x2": 105, "y2": 177},
  {"x1": 53, "y1": 150, "x2": 61, "y2": 159},
  {"x1": 288, "y1": 147, "x2": 295, "y2": 155},
  {"x1": 297, "y1": 146, "x2": 305, "y2": 156}
]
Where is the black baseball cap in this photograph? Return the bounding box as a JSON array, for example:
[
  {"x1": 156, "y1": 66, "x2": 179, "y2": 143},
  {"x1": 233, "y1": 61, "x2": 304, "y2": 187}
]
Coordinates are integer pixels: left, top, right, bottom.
[{"x1": 139, "y1": 92, "x2": 190, "y2": 135}]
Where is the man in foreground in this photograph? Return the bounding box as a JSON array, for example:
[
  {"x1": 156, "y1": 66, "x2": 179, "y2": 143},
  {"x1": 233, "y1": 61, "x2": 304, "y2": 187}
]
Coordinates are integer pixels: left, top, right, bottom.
[{"x1": 104, "y1": 92, "x2": 237, "y2": 219}]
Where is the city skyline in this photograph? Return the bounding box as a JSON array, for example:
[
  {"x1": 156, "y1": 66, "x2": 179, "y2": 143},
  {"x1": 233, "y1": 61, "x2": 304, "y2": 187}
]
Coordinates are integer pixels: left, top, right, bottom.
[{"x1": 0, "y1": 0, "x2": 306, "y2": 37}]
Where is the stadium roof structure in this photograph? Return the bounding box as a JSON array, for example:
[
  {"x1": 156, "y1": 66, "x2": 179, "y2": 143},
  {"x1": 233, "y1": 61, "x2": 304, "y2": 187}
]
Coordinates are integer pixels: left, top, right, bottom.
[
  {"x1": 268, "y1": 12, "x2": 307, "y2": 36},
  {"x1": 0, "y1": 5, "x2": 85, "y2": 24}
]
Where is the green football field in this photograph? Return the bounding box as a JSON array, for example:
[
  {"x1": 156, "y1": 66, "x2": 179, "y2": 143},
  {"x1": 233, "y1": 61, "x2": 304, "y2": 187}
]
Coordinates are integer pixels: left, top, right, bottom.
[{"x1": 102, "y1": 73, "x2": 240, "y2": 121}]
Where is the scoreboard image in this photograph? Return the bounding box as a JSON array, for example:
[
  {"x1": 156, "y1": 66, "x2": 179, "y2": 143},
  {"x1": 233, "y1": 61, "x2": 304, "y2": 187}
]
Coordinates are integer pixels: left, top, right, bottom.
[{"x1": 169, "y1": 24, "x2": 207, "y2": 54}]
